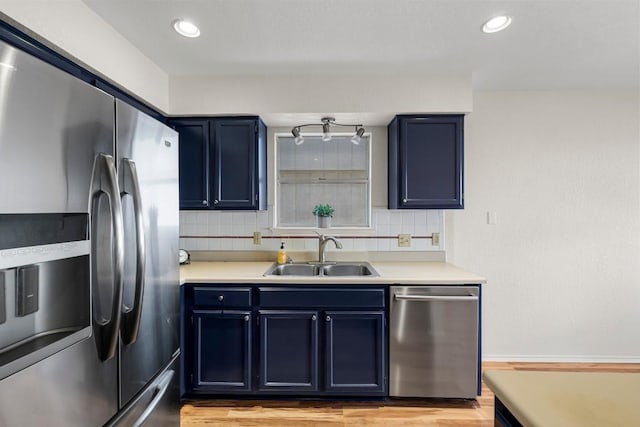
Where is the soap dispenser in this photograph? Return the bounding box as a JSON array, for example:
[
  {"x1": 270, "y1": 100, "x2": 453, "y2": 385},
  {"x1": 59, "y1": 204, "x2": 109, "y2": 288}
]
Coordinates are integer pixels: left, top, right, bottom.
[{"x1": 277, "y1": 242, "x2": 287, "y2": 265}]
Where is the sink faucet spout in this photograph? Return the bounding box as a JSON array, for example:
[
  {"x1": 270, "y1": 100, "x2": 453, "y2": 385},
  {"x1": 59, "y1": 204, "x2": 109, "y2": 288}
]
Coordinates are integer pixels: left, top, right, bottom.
[{"x1": 318, "y1": 235, "x2": 342, "y2": 264}]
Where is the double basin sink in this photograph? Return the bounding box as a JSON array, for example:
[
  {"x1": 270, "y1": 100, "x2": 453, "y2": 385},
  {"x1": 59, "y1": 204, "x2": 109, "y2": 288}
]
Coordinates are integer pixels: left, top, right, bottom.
[{"x1": 264, "y1": 262, "x2": 379, "y2": 277}]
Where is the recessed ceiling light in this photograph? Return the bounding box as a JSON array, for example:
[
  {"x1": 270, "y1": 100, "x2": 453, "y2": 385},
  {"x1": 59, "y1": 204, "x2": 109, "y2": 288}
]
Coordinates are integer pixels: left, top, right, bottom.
[
  {"x1": 172, "y1": 19, "x2": 200, "y2": 38},
  {"x1": 482, "y1": 15, "x2": 512, "y2": 33}
]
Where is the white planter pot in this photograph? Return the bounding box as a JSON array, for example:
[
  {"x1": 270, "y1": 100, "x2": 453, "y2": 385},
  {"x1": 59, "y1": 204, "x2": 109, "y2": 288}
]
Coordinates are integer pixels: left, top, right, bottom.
[{"x1": 317, "y1": 216, "x2": 331, "y2": 228}]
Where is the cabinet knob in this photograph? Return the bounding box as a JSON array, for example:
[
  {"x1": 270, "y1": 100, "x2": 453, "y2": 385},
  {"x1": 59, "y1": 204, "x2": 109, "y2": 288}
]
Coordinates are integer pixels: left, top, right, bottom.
[
  {"x1": 213, "y1": 199, "x2": 219, "y2": 205},
  {"x1": 202, "y1": 200, "x2": 207, "y2": 205},
  {"x1": 326, "y1": 316, "x2": 331, "y2": 322},
  {"x1": 244, "y1": 315, "x2": 249, "y2": 322},
  {"x1": 403, "y1": 198, "x2": 408, "y2": 203},
  {"x1": 311, "y1": 315, "x2": 317, "y2": 321},
  {"x1": 218, "y1": 295, "x2": 224, "y2": 302}
]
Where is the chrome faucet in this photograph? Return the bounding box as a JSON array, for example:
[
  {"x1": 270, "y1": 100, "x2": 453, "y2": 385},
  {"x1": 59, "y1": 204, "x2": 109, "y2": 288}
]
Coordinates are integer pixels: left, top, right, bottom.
[{"x1": 318, "y1": 234, "x2": 342, "y2": 264}]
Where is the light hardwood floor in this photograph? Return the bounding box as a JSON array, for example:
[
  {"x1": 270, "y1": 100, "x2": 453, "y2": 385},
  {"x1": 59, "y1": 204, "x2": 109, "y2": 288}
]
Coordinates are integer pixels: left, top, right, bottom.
[{"x1": 180, "y1": 362, "x2": 640, "y2": 426}]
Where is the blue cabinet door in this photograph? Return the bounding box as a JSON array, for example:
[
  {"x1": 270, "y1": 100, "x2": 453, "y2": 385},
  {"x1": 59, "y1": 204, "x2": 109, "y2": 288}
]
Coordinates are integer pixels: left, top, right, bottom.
[
  {"x1": 324, "y1": 311, "x2": 386, "y2": 395},
  {"x1": 169, "y1": 116, "x2": 267, "y2": 210},
  {"x1": 211, "y1": 118, "x2": 266, "y2": 210},
  {"x1": 259, "y1": 310, "x2": 319, "y2": 392},
  {"x1": 388, "y1": 115, "x2": 464, "y2": 209},
  {"x1": 170, "y1": 119, "x2": 210, "y2": 209},
  {"x1": 192, "y1": 310, "x2": 252, "y2": 392}
]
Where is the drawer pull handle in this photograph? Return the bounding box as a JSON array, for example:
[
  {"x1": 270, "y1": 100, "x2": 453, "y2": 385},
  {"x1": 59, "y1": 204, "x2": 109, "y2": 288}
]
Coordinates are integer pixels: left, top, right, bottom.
[{"x1": 218, "y1": 295, "x2": 224, "y2": 302}]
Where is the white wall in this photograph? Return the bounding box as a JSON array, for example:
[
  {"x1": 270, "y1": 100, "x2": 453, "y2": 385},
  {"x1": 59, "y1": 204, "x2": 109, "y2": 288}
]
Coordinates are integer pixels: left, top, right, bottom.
[
  {"x1": 169, "y1": 74, "x2": 472, "y2": 123},
  {"x1": 0, "y1": 1, "x2": 169, "y2": 112},
  {"x1": 447, "y1": 90, "x2": 640, "y2": 362}
]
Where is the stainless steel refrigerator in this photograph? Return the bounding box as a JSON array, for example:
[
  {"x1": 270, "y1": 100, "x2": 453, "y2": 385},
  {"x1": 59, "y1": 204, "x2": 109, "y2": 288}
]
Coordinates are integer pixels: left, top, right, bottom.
[{"x1": 0, "y1": 37, "x2": 180, "y2": 426}]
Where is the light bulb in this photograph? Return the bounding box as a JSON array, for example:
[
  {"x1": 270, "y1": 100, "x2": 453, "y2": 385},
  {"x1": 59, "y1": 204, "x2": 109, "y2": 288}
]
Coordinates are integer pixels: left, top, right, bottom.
[
  {"x1": 351, "y1": 128, "x2": 365, "y2": 145},
  {"x1": 173, "y1": 19, "x2": 201, "y2": 38},
  {"x1": 482, "y1": 15, "x2": 512, "y2": 33},
  {"x1": 292, "y1": 127, "x2": 304, "y2": 145}
]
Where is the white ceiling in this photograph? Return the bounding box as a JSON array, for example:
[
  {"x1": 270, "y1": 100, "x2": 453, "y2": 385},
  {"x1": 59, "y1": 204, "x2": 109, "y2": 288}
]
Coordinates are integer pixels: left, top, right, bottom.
[{"x1": 82, "y1": 0, "x2": 639, "y2": 91}]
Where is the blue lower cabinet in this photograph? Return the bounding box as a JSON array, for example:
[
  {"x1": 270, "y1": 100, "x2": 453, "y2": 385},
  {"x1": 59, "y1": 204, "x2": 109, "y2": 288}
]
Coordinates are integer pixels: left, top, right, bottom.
[
  {"x1": 324, "y1": 311, "x2": 386, "y2": 395},
  {"x1": 182, "y1": 284, "x2": 387, "y2": 397},
  {"x1": 192, "y1": 310, "x2": 252, "y2": 392},
  {"x1": 259, "y1": 310, "x2": 319, "y2": 392}
]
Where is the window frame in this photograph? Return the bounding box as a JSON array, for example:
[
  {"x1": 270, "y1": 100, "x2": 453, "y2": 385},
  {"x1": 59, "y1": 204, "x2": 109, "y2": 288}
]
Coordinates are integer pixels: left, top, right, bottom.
[{"x1": 273, "y1": 132, "x2": 373, "y2": 232}]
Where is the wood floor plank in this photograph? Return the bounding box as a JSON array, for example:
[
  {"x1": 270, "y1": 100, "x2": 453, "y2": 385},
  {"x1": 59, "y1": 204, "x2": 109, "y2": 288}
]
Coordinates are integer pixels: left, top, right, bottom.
[{"x1": 180, "y1": 362, "x2": 640, "y2": 426}]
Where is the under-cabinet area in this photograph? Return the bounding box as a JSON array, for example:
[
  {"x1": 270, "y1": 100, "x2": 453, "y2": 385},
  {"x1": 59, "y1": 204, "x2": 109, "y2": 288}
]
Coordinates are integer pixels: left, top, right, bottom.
[{"x1": 181, "y1": 284, "x2": 387, "y2": 397}]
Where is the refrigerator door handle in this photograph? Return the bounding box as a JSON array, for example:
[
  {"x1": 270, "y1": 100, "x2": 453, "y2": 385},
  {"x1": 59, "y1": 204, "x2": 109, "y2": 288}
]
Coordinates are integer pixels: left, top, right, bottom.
[
  {"x1": 132, "y1": 369, "x2": 174, "y2": 427},
  {"x1": 90, "y1": 153, "x2": 125, "y2": 362},
  {"x1": 119, "y1": 158, "x2": 146, "y2": 346}
]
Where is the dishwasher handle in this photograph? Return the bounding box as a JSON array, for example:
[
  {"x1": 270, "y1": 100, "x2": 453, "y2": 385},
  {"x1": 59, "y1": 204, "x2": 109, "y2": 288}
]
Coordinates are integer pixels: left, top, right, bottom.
[{"x1": 394, "y1": 294, "x2": 478, "y2": 302}]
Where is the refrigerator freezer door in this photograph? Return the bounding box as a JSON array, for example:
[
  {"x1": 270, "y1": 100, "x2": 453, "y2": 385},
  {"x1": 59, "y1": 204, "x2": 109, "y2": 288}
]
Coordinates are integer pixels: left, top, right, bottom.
[
  {"x1": 0, "y1": 325, "x2": 118, "y2": 426},
  {"x1": 0, "y1": 38, "x2": 118, "y2": 426},
  {"x1": 116, "y1": 99, "x2": 180, "y2": 407}
]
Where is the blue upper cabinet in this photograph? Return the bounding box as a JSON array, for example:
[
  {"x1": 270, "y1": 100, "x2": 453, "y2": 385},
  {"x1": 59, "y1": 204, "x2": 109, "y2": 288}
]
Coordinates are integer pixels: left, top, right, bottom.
[
  {"x1": 169, "y1": 116, "x2": 267, "y2": 210},
  {"x1": 388, "y1": 115, "x2": 464, "y2": 209}
]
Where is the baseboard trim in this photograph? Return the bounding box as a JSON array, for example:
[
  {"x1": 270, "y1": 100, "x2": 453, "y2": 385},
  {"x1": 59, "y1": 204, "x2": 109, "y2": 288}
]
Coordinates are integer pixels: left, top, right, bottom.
[{"x1": 483, "y1": 354, "x2": 640, "y2": 363}]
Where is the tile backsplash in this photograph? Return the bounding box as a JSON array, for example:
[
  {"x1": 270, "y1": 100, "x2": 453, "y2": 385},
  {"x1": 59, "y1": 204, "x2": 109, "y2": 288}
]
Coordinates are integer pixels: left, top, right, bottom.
[{"x1": 179, "y1": 207, "x2": 444, "y2": 253}]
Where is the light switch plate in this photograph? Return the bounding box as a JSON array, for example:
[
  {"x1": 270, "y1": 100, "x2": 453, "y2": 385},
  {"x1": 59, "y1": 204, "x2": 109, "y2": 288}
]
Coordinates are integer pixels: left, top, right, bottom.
[{"x1": 398, "y1": 234, "x2": 411, "y2": 247}]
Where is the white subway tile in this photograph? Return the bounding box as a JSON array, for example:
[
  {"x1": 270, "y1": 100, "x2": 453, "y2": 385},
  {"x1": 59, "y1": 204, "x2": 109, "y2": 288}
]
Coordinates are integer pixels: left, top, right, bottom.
[
  {"x1": 183, "y1": 224, "x2": 199, "y2": 236},
  {"x1": 376, "y1": 209, "x2": 390, "y2": 225},
  {"x1": 219, "y1": 212, "x2": 232, "y2": 226},
  {"x1": 376, "y1": 238, "x2": 390, "y2": 251},
  {"x1": 195, "y1": 238, "x2": 208, "y2": 251},
  {"x1": 389, "y1": 212, "x2": 403, "y2": 225},
  {"x1": 207, "y1": 219, "x2": 219, "y2": 235},
  {"x1": 389, "y1": 224, "x2": 402, "y2": 235},
  {"x1": 415, "y1": 239, "x2": 428, "y2": 251},
  {"x1": 377, "y1": 224, "x2": 390, "y2": 236},
  {"x1": 181, "y1": 211, "x2": 197, "y2": 225},
  {"x1": 208, "y1": 238, "x2": 222, "y2": 251},
  {"x1": 195, "y1": 212, "x2": 208, "y2": 226}
]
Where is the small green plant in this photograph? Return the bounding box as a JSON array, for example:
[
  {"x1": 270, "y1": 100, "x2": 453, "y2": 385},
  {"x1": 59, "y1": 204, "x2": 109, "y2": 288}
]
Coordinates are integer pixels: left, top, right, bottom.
[{"x1": 312, "y1": 203, "x2": 335, "y2": 217}]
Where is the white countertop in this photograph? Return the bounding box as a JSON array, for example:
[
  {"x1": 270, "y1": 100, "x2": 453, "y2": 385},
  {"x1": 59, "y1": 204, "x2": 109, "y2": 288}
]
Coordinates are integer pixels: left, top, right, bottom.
[{"x1": 180, "y1": 261, "x2": 486, "y2": 285}]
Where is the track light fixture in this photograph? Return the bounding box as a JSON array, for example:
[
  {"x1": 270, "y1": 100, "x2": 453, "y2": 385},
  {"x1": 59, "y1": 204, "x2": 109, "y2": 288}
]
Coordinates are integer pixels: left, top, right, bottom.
[{"x1": 290, "y1": 117, "x2": 365, "y2": 145}]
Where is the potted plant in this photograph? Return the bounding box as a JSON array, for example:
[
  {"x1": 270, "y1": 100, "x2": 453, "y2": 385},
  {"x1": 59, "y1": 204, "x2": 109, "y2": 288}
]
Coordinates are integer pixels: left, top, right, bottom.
[{"x1": 312, "y1": 203, "x2": 335, "y2": 228}]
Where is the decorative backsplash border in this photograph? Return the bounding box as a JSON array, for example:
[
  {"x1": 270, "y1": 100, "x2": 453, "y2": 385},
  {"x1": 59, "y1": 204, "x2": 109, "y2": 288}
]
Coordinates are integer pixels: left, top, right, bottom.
[{"x1": 179, "y1": 207, "x2": 444, "y2": 253}]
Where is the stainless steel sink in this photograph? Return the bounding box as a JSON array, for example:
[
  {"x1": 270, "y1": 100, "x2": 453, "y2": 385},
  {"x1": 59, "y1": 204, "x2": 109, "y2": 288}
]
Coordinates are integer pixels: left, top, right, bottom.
[
  {"x1": 321, "y1": 263, "x2": 378, "y2": 277},
  {"x1": 263, "y1": 262, "x2": 379, "y2": 277},
  {"x1": 265, "y1": 263, "x2": 319, "y2": 276}
]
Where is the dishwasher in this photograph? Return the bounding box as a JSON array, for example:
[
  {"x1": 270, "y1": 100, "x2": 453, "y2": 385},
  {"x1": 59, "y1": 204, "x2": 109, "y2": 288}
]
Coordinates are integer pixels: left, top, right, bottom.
[{"x1": 389, "y1": 286, "x2": 480, "y2": 399}]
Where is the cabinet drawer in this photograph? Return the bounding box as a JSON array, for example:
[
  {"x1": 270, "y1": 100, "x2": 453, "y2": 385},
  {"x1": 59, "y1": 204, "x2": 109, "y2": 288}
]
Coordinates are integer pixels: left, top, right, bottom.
[
  {"x1": 193, "y1": 287, "x2": 252, "y2": 308},
  {"x1": 258, "y1": 287, "x2": 385, "y2": 309}
]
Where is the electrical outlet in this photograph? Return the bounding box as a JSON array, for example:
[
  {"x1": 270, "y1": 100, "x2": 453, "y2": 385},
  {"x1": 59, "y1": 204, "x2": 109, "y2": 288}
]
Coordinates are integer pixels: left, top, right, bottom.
[
  {"x1": 398, "y1": 234, "x2": 411, "y2": 247},
  {"x1": 431, "y1": 232, "x2": 440, "y2": 246},
  {"x1": 253, "y1": 231, "x2": 262, "y2": 245}
]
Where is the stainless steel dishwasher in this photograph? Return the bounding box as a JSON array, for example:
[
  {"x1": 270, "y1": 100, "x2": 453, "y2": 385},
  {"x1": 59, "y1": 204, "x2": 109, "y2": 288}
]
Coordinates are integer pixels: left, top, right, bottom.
[{"x1": 389, "y1": 286, "x2": 479, "y2": 399}]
